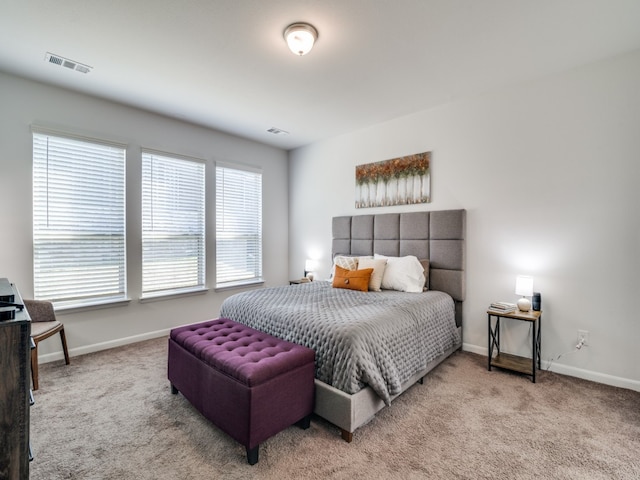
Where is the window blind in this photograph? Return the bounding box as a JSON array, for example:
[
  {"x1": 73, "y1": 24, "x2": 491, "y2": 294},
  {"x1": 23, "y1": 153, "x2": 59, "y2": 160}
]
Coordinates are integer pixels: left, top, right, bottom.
[
  {"x1": 141, "y1": 152, "x2": 205, "y2": 296},
  {"x1": 216, "y1": 164, "x2": 263, "y2": 287},
  {"x1": 32, "y1": 132, "x2": 126, "y2": 307}
]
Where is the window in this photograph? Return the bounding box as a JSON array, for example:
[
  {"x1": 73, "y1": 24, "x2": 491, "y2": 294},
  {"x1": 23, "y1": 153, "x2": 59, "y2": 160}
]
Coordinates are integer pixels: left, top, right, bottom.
[
  {"x1": 32, "y1": 131, "x2": 126, "y2": 308},
  {"x1": 141, "y1": 151, "x2": 205, "y2": 297},
  {"x1": 215, "y1": 164, "x2": 263, "y2": 287}
]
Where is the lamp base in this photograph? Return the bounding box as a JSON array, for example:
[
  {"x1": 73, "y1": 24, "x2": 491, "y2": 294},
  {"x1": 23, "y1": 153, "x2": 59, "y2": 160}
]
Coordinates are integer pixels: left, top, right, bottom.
[{"x1": 517, "y1": 297, "x2": 531, "y2": 312}]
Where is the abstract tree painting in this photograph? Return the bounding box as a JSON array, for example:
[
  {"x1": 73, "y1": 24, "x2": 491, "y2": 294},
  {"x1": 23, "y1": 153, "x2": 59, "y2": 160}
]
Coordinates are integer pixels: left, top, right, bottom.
[{"x1": 355, "y1": 152, "x2": 430, "y2": 208}]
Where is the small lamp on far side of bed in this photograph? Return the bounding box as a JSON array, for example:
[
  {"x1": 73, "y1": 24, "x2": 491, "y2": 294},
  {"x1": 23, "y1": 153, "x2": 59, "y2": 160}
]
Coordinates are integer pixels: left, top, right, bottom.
[
  {"x1": 515, "y1": 275, "x2": 534, "y2": 312},
  {"x1": 304, "y1": 259, "x2": 316, "y2": 281}
]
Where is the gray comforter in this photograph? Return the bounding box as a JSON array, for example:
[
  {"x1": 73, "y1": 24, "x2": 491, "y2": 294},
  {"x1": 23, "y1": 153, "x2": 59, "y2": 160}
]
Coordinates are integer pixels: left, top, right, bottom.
[{"x1": 219, "y1": 281, "x2": 460, "y2": 404}]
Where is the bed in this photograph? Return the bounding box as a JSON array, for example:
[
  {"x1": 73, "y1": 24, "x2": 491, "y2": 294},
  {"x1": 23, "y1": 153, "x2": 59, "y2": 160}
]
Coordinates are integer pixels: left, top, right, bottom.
[{"x1": 220, "y1": 209, "x2": 466, "y2": 441}]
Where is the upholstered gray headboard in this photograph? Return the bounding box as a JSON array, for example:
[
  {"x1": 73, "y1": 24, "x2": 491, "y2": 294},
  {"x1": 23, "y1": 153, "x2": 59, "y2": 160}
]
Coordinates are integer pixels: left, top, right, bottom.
[{"x1": 332, "y1": 209, "x2": 466, "y2": 326}]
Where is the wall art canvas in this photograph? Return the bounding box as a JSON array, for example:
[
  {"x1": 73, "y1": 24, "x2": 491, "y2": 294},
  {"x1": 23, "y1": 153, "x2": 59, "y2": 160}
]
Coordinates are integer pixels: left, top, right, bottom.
[{"x1": 355, "y1": 152, "x2": 430, "y2": 208}]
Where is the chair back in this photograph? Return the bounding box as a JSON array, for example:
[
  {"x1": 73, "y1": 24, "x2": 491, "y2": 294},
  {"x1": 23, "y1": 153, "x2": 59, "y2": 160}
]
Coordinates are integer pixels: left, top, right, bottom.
[{"x1": 24, "y1": 300, "x2": 57, "y2": 323}]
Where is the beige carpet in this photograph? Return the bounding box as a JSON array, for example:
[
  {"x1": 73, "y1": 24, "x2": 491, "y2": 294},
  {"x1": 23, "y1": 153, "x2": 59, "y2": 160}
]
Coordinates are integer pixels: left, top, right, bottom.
[{"x1": 30, "y1": 337, "x2": 640, "y2": 479}]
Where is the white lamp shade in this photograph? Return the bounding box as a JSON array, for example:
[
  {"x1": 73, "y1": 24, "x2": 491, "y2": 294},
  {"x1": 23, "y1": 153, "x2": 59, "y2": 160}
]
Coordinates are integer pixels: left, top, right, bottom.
[
  {"x1": 515, "y1": 275, "x2": 534, "y2": 297},
  {"x1": 284, "y1": 23, "x2": 318, "y2": 56},
  {"x1": 304, "y1": 259, "x2": 315, "y2": 272}
]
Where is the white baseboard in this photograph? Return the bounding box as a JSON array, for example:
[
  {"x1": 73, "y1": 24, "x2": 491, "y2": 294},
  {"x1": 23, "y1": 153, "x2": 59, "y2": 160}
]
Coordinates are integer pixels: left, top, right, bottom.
[
  {"x1": 462, "y1": 343, "x2": 487, "y2": 356},
  {"x1": 38, "y1": 328, "x2": 171, "y2": 364},
  {"x1": 542, "y1": 362, "x2": 640, "y2": 392},
  {"x1": 462, "y1": 343, "x2": 640, "y2": 393}
]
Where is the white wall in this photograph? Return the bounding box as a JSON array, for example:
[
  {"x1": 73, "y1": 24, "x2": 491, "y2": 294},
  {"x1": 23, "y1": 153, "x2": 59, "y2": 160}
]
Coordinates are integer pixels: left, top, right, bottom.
[
  {"x1": 288, "y1": 50, "x2": 640, "y2": 390},
  {"x1": 0, "y1": 72, "x2": 289, "y2": 360}
]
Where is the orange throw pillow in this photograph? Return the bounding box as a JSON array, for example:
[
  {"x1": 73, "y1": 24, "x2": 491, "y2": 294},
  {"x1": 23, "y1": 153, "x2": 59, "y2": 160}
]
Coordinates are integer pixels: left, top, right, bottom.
[{"x1": 332, "y1": 265, "x2": 373, "y2": 292}]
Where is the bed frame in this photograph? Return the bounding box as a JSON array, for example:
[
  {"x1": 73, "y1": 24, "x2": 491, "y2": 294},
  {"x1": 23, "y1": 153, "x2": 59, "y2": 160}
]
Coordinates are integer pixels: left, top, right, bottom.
[{"x1": 314, "y1": 209, "x2": 466, "y2": 442}]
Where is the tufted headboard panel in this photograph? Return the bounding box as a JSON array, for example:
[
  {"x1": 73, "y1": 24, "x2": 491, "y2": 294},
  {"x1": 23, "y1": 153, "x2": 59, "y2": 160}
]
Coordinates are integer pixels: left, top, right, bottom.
[{"x1": 332, "y1": 209, "x2": 466, "y2": 326}]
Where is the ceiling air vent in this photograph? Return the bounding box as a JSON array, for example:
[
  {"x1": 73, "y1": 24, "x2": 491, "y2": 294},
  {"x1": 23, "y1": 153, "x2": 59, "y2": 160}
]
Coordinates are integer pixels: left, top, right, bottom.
[
  {"x1": 45, "y1": 52, "x2": 92, "y2": 74},
  {"x1": 267, "y1": 127, "x2": 289, "y2": 136}
]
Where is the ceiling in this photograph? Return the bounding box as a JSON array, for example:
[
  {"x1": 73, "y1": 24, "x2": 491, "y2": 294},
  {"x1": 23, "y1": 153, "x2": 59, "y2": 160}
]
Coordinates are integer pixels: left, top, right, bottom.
[{"x1": 1, "y1": 1, "x2": 640, "y2": 151}]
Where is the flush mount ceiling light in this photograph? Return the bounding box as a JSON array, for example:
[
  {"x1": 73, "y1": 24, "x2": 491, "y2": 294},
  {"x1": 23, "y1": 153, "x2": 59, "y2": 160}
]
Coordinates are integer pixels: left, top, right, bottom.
[{"x1": 283, "y1": 22, "x2": 318, "y2": 56}]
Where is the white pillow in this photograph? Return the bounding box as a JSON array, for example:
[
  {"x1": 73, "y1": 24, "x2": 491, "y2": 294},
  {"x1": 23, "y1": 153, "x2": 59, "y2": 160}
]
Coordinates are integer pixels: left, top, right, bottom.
[
  {"x1": 374, "y1": 254, "x2": 425, "y2": 293},
  {"x1": 358, "y1": 257, "x2": 387, "y2": 292}
]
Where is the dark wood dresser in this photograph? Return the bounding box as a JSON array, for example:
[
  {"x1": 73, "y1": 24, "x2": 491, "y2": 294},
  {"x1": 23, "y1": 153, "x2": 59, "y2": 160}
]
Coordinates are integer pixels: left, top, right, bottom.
[{"x1": 0, "y1": 279, "x2": 32, "y2": 479}]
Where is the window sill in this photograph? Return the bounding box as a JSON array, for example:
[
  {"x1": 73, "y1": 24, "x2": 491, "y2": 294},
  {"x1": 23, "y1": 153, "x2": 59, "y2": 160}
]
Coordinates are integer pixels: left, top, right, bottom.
[
  {"x1": 139, "y1": 287, "x2": 208, "y2": 303},
  {"x1": 214, "y1": 279, "x2": 264, "y2": 293},
  {"x1": 54, "y1": 297, "x2": 132, "y2": 314}
]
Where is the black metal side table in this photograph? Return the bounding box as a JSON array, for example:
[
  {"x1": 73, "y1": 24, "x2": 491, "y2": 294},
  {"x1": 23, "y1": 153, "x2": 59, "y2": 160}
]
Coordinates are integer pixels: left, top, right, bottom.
[{"x1": 487, "y1": 308, "x2": 541, "y2": 382}]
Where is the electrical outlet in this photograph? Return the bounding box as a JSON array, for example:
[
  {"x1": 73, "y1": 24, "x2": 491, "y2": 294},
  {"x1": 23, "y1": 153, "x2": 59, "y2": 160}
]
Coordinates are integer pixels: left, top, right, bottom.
[{"x1": 578, "y1": 330, "x2": 589, "y2": 346}]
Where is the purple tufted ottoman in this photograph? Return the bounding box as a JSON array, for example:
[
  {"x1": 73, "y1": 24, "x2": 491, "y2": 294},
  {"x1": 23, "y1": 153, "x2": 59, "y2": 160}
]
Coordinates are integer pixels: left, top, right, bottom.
[{"x1": 168, "y1": 318, "x2": 315, "y2": 465}]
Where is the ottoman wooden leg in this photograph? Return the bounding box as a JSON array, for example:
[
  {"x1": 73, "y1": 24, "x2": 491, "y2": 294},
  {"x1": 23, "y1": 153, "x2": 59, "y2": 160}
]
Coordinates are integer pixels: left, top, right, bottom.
[
  {"x1": 296, "y1": 414, "x2": 311, "y2": 429},
  {"x1": 246, "y1": 446, "x2": 259, "y2": 465}
]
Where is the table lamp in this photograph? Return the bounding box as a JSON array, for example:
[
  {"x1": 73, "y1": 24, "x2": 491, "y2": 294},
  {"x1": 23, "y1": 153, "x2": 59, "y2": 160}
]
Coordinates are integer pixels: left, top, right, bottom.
[
  {"x1": 304, "y1": 259, "x2": 315, "y2": 280},
  {"x1": 515, "y1": 275, "x2": 533, "y2": 312}
]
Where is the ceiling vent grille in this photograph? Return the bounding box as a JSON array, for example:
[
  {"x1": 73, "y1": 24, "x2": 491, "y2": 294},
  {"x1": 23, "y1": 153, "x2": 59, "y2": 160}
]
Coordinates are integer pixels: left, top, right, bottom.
[
  {"x1": 45, "y1": 52, "x2": 92, "y2": 74},
  {"x1": 267, "y1": 127, "x2": 289, "y2": 136}
]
